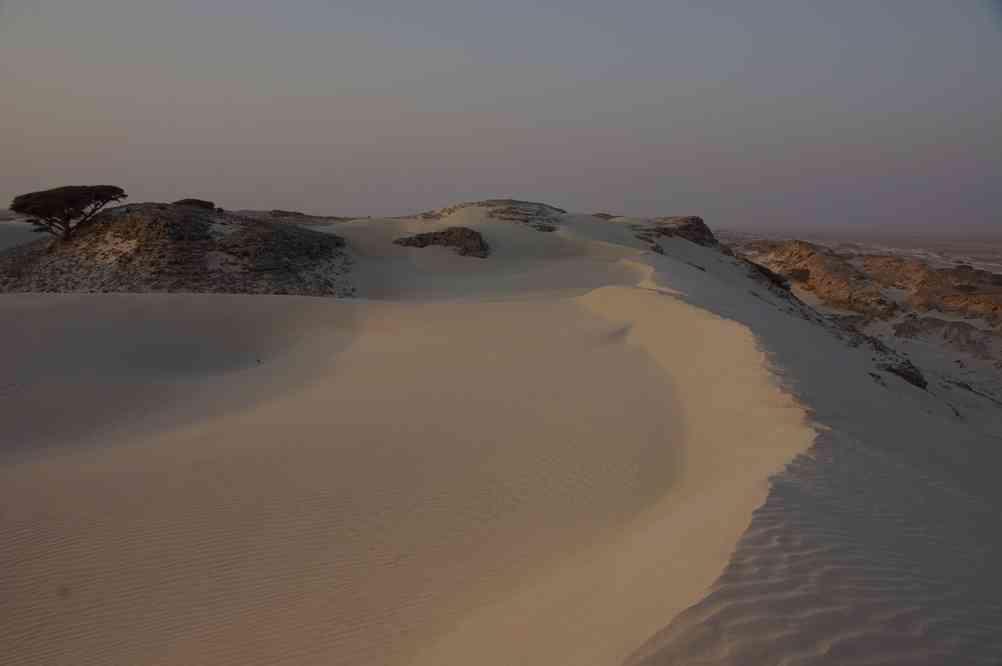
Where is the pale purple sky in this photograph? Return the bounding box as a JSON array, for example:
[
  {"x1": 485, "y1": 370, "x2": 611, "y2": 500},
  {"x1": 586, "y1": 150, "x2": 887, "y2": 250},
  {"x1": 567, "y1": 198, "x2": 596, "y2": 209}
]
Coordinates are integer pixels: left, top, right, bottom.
[{"x1": 2, "y1": 1, "x2": 1000, "y2": 232}]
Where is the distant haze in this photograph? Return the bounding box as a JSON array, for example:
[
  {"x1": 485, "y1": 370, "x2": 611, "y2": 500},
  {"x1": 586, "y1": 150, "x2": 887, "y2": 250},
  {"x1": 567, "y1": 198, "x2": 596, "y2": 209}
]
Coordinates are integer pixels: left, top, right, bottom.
[{"x1": 2, "y1": 1, "x2": 1000, "y2": 232}]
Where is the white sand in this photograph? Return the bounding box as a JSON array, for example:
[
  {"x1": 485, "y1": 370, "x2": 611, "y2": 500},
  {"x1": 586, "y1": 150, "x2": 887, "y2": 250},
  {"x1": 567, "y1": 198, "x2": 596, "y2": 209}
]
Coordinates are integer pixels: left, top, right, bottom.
[
  {"x1": 3, "y1": 205, "x2": 998, "y2": 665},
  {"x1": 615, "y1": 233, "x2": 1002, "y2": 665}
]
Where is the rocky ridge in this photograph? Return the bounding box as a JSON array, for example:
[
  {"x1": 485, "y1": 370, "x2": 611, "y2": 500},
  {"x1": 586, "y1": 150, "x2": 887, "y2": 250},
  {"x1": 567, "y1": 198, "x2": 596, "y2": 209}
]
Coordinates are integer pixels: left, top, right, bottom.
[
  {"x1": 639, "y1": 216, "x2": 721, "y2": 249},
  {"x1": 393, "y1": 227, "x2": 490, "y2": 258},
  {"x1": 730, "y1": 236, "x2": 1002, "y2": 399},
  {"x1": 416, "y1": 199, "x2": 566, "y2": 232},
  {"x1": 858, "y1": 254, "x2": 1002, "y2": 323},
  {"x1": 0, "y1": 202, "x2": 353, "y2": 296},
  {"x1": 235, "y1": 208, "x2": 355, "y2": 227},
  {"x1": 740, "y1": 240, "x2": 898, "y2": 318}
]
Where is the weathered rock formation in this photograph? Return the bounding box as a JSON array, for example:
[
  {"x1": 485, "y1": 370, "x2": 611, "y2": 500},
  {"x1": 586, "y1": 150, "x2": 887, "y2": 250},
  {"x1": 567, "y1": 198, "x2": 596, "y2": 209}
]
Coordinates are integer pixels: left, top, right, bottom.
[
  {"x1": 416, "y1": 200, "x2": 565, "y2": 232},
  {"x1": 877, "y1": 358, "x2": 928, "y2": 390},
  {"x1": 735, "y1": 241, "x2": 1002, "y2": 326},
  {"x1": 172, "y1": 198, "x2": 216, "y2": 210},
  {"x1": 393, "y1": 227, "x2": 490, "y2": 258},
  {"x1": 727, "y1": 234, "x2": 1001, "y2": 399},
  {"x1": 633, "y1": 216, "x2": 725, "y2": 253},
  {"x1": 892, "y1": 315, "x2": 1002, "y2": 361},
  {"x1": 0, "y1": 203, "x2": 352, "y2": 296},
  {"x1": 235, "y1": 209, "x2": 353, "y2": 227},
  {"x1": 652, "y1": 216, "x2": 719, "y2": 247},
  {"x1": 742, "y1": 241, "x2": 898, "y2": 319},
  {"x1": 859, "y1": 255, "x2": 1002, "y2": 324}
]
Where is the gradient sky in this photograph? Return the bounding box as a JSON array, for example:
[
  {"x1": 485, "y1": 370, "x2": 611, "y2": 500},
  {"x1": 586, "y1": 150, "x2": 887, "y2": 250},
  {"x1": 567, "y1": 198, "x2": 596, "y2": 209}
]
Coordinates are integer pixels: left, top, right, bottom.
[{"x1": 2, "y1": 1, "x2": 1000, "y2": 232}]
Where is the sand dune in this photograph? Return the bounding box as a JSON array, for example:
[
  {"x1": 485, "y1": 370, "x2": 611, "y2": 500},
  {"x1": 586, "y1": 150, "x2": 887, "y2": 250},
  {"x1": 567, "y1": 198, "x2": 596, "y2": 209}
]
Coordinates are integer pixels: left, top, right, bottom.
[
  {"x1": 619, "y1": 234, "x2": 1002, "y2": 665},
  {"x1": 2, "y1": 202, "x2": 1000, "y2": 664},
  {"x1": 0, "y1": 293, "x2": 809, "y2": 665}
]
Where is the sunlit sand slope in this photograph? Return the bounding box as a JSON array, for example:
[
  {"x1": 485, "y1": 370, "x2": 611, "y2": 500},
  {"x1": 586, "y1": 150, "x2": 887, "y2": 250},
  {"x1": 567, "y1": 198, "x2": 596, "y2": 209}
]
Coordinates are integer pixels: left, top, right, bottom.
[{"x1": 0, "y1": 206, "x2": 813, "y2": 665}]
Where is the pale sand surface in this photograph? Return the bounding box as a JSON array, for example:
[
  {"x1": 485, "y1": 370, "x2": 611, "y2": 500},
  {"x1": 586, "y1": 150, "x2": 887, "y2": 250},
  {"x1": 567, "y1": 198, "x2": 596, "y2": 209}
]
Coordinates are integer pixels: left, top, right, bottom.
[
  {"x1": 0, "y1": 211, "x2": 812, "y2": 665},
  {"x1": 8, "y1": 206, "x2": 999, "y2": 665},
  {"x1": 618, "y1": 236, "x2": 1002, "y2": 665}
]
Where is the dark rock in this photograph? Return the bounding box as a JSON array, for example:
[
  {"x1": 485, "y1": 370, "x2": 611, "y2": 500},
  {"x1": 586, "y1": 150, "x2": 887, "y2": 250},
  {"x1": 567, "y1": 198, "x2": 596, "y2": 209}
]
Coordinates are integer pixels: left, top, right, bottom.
[
  {"x1": 742, "y1": 259, "x2": 790, "y2": 291},
  {"x1": 651, "y1": 216, "x2": 717, "y2": 247},
  {"x1": 416, "y1": 200, "x2": 565, "y2": 232},
  {"x1": 172, "y1": 198, "x2": 216, "y2": 210},
  {"x1": 877, "y1": 360, "x2": 928, "y2": 390},
  {"x1": 868, "y1": 372, "x2": 887, "y2": 387},
  {"x1": 393, "y1": 226, "x2": 490, "y2": 258}
]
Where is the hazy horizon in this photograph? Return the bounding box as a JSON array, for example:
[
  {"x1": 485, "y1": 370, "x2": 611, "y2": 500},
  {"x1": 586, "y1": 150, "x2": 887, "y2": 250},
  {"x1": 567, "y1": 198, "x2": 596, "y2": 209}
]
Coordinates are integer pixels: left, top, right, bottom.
[{"x1": 2, "y1": 1, "x2": 1000, "y2": 231}]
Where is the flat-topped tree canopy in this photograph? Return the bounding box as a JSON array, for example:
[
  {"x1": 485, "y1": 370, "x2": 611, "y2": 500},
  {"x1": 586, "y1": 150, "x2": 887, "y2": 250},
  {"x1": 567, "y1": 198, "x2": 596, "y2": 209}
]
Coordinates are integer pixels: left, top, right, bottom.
[{"x1": 10, "y1": 185, "x2": 127, "y2": 240}]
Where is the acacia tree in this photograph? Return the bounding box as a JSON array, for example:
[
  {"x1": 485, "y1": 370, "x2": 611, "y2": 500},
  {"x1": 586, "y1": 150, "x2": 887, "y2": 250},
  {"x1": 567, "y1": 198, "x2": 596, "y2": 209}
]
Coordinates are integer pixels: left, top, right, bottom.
[{"x1": 9, "y1": 185, "x2": 127, "y2": 240}]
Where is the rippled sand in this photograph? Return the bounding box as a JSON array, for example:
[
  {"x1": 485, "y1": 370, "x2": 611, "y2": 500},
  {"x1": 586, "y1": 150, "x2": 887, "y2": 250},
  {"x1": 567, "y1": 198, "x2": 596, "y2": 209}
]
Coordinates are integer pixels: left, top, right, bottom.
[{"x1": 0, "y1": 209, "x2": 814, "y2": 665}]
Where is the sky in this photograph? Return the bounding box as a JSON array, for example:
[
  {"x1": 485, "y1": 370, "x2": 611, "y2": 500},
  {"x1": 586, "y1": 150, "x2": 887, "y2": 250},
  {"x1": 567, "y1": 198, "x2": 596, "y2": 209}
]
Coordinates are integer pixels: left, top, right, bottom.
[{"x1": 2, "y1": 1, "x2": 1000, "y2": 233}]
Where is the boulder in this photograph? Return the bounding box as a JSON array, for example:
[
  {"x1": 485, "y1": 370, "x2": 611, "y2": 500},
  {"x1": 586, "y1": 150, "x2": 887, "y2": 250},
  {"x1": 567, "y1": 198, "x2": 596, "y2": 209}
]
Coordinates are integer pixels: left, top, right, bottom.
[{"x1": 393, "y1": 227, "x2": 490, "y2": 258}]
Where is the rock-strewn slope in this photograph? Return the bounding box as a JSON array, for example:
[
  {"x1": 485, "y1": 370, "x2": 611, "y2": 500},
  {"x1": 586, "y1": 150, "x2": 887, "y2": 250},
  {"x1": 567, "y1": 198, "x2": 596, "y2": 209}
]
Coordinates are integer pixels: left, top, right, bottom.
[
  {"x1": 741, "y1": 240, "x2": 898, "y2": 318},
  {"x1": 234, "y1": 209, "x2": 355, "y2": 227},
  {"x1": 416, "y1": 199, "x2": 566, "y2": 231},
  {"x1": 859, "y1": 255, "x2": 1002, "y2": 323},
  {"x1": 633, "y1": 216, "x2": 723, "y2": 250},
  {"x1": 731, "y1": 235, "x2": 1002, "y2": 398},
  {"x1": 739, "y1": 240, "x2": 1002, "y2": 326},
  {"x1": 393, "y1": 227, "x2": 490, "y2": 258},
  {"x1": 892, "y1": 315, "x2": 1002, "y2": 363},
  {"x1": 0, "y1": 203, "x2": 352, "y2": 296}
]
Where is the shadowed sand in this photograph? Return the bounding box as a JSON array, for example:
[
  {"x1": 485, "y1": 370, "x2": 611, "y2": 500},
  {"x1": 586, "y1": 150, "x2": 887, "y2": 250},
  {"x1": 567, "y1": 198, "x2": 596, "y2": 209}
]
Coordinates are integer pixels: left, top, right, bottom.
[
  {"x1": 4, "y1": 205, "x2": 1001, "y2": 665},
  {"x1": 0, "y1": 210, "x2": 814, "y2": 665}
]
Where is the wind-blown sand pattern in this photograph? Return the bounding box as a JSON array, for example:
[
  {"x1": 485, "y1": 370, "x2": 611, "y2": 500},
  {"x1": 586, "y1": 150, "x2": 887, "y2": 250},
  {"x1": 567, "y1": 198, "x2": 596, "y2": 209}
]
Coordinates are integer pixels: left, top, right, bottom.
[
  {"x1": 619, "y1": 234, "x2": 1002, "y2": 665},
  {"x1": 625, "y1": 430, "x2": 1002, "y2": 666},
  {"x1": 2, "y1": 202, "x2": 1001, "y2": 664}
]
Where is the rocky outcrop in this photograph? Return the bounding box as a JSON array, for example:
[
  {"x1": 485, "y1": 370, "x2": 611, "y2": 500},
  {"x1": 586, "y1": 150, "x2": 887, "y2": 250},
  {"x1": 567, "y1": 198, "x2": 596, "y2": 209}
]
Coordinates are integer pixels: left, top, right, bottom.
[
  {"x1": 893, "y1": 315, "x2": 1002, "y2": 361},
  {"x1": 914, "y1": 291, "x2": 1002, "y2": 324},
  {"x1": 235, "y1": 209, "x2": 353, "y2": 227},
  {"x1": 734, "y1": 239, "x2": 1002, "y2": 326},
  {"x1": 742, "y1": 258, "x2": 791, "y2": 291},
  {"x1": 416, "y1": 200, "x2": 565, "y2": 232},
  {"x1": 172, "y1": 198, "x2": 216, "y2": 210},
  {"x1": 860, "y1": 255, "x2": 1001, "y2": 291},
  {"x1": 633, "y1": 216, "x2": 725, "y2": 254},
  {"x1": 877, "y1": 359, "x2": 928, "y2": 390},
  {"x1": 652, "y1": 216, "x2": 718, "y2": 247},
  {"x1": 393, "y1": 227, "x2": 490, "y2": 258},
  {"x1": 0, "y1": 203, "x2": 352, "y2": 296},
  {"x1": 744, "y1": 241, "x2": 898, "y2": 319},
  {"x1": 857, "y1": 255, "x2": 1002, "y2": 323}
]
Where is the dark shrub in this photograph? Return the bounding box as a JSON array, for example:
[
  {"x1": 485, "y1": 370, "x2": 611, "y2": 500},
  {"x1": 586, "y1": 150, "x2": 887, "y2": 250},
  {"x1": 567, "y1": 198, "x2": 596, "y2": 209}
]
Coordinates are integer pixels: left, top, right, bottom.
[
  {"x1": 172, "y1": 198, "x2": 216, "y2": 210},
  {"x1": 10, "y1": 185, "x2": 127, "y2": 240}
]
